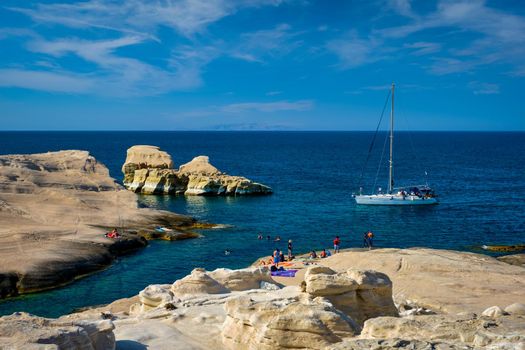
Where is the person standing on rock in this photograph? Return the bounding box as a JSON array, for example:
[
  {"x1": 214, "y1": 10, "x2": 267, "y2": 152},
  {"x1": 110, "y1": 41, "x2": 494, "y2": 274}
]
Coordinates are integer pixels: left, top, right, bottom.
[
  {"x1": 363, "y1": 231, "x2": 370, "y2": 248},
  {"x1": 287, "y1": 240, "x2": 293, "y2": 260},
  {"x1": 273, "y1": 248, "x2": 281, "y2": 265},
  {"x1": 333, "y1": 236, "x2": 341, "y2": 253},
  {"x1": 367, "y1": 231, "x2": 374, "y2": 249}
]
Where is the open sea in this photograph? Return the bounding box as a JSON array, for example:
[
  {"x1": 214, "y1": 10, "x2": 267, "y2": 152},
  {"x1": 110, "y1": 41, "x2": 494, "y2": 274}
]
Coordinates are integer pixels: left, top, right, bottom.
[{"x1": 0, "y1": 131, "x2": 524, "y2": 317}]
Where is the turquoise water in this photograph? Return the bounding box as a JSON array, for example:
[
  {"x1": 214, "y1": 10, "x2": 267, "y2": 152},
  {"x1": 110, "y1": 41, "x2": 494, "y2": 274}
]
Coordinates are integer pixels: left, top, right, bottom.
[{"x1": 0, "y1": 131, "x2": 524, "y2": 317}]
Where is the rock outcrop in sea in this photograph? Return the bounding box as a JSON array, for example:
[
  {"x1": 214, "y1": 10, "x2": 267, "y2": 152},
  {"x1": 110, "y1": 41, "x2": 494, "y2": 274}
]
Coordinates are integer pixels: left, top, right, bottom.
[
  {"x1": 2, "y1": 248, "x2": 524, "y2": 349},
  {"x1": 122, "y1": 145, "x2": 272, "y2": 195},
  {"x1": 0, "y1": 150, "x2": 200, "y2": 298}
]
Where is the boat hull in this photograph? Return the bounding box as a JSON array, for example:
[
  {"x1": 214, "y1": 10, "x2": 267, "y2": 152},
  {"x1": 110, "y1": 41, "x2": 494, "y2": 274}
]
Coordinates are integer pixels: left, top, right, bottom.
[{"x1": 354, "y1": 194, "x2": 438, "y2": 206}]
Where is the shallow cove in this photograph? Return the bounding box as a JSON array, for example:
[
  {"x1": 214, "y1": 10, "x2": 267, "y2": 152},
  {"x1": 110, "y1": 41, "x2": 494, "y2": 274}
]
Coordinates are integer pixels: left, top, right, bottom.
[{"x1": 0, "y1": 131, "x2": 524, "y2": 317}]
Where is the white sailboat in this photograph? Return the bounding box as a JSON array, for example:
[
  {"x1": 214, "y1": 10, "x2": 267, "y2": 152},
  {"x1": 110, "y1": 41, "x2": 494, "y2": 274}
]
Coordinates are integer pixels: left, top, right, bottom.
[{"x1": 354, "y1": 83, "x2": 438, "y2": 206}]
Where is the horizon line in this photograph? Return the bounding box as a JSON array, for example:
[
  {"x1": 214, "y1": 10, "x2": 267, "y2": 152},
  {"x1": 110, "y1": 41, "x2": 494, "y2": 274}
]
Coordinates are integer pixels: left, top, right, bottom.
[{"x1": 0, "y1": 129, "x2": 524, "y2": 132}]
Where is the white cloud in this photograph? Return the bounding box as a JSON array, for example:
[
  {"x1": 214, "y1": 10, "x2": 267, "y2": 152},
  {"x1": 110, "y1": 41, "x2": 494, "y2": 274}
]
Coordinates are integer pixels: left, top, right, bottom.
[
  {"x1": 468, "y1": 81, "x2": 500, "y2": 95},
  {"x1": 9, "y1": 36, "x2": 215, "y2": 95},
  {"x1": 3, "y1": 1, "x2": 298, "y2": 96},
  {"x1": 230, "y1": 24, "x2": 303, "y2": 63},
  {"x1": 0, "y1": 69, "x2": 94, "y2": 93},
  {"x1": 387, "y1": 0, "x2": 415, "y2": 18},
  {"x1": 266, "y1": 91, "x2": 283, "y2": 96},
  {"x1": 404, "y1": 41, "x2": 441, "y2": 56},
  {"x1": 9, "y1": 0, "x2": 286, "y2": 37},
  {"x1": 326, "y1": 31, "x2": 383, "y2": 69},
  {"x1": 221, "y1": 100, "x2": 314, "y2": 113},
  {"x1": 328, "y1": 0, "x2": 525, "y2": 76},
  {"x1": 383, "y1": 0, "x2": 525, "y2": 74}
]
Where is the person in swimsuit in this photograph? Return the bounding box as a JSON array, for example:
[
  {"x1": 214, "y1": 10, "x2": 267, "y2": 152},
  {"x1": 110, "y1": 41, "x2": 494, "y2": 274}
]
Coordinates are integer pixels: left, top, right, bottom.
[{"x1": 333, "y1": 236, "x2": 341, "y2": 253}]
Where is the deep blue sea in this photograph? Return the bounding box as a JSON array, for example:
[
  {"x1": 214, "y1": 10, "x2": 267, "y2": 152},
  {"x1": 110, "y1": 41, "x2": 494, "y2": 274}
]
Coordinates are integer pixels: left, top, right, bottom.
[{"x1": 1, "y1": 131, "x2": 524, "y2": 317}]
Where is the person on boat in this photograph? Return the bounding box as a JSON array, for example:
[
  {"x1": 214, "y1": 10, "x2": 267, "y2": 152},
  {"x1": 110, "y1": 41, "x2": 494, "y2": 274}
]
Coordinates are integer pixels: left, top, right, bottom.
[
  {"x1": 333, "y1": 236, "x2": 341, "y2": 253},
  {"x1": 287, "y1": 240, "x2": 293, "y2": 260},
  {"x1": 367, "y1": 231, "x2": 374, "y2": 249},
  {"x1": 320, "y1": 249, "x2": 327, "y2": 258},
  {"x1": 309, "y1": 250, "x2": 317, "y2": 259},
  {"x1": 274, "y1": 236, "x2": 281, "y2": 242}
]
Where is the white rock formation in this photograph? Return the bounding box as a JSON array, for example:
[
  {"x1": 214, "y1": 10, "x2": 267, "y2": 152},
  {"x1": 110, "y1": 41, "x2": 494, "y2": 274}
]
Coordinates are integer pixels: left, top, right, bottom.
[
  {"x1": 179, "y1": 156, "x2": 220, "y2": 175},
  {"x1": 504, "y1": 303, "x2": 525, "y2": 316},
  {"x1": 360, "y1": 313, "x2": 525, "y2": 349},
  {"x1": 5, "y1": 249, "x2": 525, "y2": 350},
  {"x1": 222, "y1": 291, "x2": 359, "y2": 350},
  {"x1": 0, "y1": 150, "x2": 194, "y2": 298},
  {"x1": 171, "y1": 268, "x2": 230, "y2": 297},
  {"x1": 0, "y1": 312, "x2": 115, "y2": 350},
  {"x1": 121, "y1": 145, "x2": 272, "y2": 196},
  {"x1": 304, "y1": 266, "x2": 398, "y2": 326},
  {"x1": 482, "y1": 305, "x2": 506, "y2": 318},
  {"x1": 208, "y1": 267, "x2": 277, "y2": 291}
]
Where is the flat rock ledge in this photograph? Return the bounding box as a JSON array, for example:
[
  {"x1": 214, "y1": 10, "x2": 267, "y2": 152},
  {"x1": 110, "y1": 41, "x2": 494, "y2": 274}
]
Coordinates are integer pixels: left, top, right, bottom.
[
  {"x1": 122, "y1": 145, "x2": 272, "y2": 196},
  {"x1": 0, "y1": 150, "x2": 199, "y2": 298},
  {"x1": 2, "y1": 257, "x2": 524, "y2": 350}
]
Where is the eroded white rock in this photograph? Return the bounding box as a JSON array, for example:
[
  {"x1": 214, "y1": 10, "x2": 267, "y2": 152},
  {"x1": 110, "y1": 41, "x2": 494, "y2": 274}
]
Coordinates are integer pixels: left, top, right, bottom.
[
  {"x1": 304, "y1": 267, "x2": 398, "y2": 325},
  {"x1": 504, "y1": 303, "x2": 525, "y2": 316},
  {"x1": 482, "y1": 306, "x2": 506, "y2": 318},
  {"x1": 0, "y1": 312, "x2": 115, "y2": 350},
  {"x1": 221, "y1": 289, "x2": 359, "y2": 350}
]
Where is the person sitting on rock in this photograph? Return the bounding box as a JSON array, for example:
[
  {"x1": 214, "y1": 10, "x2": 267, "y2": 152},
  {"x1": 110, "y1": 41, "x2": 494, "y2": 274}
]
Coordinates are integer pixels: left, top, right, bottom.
[
  {"x1": 259, "y1": 257, "x2": 274, "y2": 266},
  {"x1": 279, "y1": 251, "x2": 286, "y2": 263},
  {"x1": 105, "y1": 228, "x2": 120, "y2": 239},
  {"x1": 320, "y1": 249, "x2": 327, "y2": 258},
  {"x1": 309, "y1": 250, "x2": 317, "y2": 259}
]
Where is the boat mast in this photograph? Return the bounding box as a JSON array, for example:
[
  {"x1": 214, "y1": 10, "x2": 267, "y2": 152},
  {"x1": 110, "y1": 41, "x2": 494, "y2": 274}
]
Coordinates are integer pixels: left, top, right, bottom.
[{"x1": 388, "y1": 82, "x2": 395, "y2": 194}]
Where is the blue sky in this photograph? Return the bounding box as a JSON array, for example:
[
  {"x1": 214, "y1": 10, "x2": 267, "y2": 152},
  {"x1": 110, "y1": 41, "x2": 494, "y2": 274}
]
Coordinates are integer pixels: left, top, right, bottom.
[{"x1": 0, "y1": 0, "x2": 524, "y2": 130}]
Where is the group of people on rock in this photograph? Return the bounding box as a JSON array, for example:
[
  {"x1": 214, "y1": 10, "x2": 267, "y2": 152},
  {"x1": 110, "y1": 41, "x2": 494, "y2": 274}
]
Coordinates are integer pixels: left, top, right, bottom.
[{"x1": 258, "y1": 231, "x2": 376, "y2": 266}]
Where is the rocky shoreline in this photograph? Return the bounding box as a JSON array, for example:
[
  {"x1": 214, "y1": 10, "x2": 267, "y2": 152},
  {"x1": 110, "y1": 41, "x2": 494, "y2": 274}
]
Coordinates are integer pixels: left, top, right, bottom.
[
  {"x1": 0, "y1": 248, "x2": 523, "y2": 349},
  {"x1": 0, "y1": 150, "x2": 206, "y2": 298}
]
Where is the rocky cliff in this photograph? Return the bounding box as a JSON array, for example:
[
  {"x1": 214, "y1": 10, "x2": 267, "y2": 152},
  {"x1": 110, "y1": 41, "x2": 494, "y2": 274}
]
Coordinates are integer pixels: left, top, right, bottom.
[
  {"x1": 0, "y1": 150, "x2": 199, "y2": 298},
  {"x1": 122, "y1": 145, "x2": 272, "y2": 195}
]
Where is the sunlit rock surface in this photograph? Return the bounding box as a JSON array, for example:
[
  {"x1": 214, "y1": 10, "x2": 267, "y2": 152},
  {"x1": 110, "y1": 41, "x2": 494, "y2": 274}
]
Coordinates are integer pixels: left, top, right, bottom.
[
  {"x1": 0, "y1": 150, "x2": 195, "y2": 297},
  {"x1": 122, "y1": 145, "x2": 272, "y2": 196}
]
